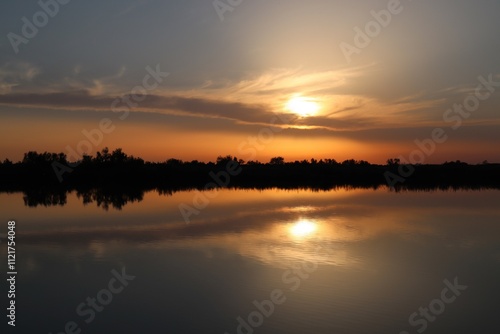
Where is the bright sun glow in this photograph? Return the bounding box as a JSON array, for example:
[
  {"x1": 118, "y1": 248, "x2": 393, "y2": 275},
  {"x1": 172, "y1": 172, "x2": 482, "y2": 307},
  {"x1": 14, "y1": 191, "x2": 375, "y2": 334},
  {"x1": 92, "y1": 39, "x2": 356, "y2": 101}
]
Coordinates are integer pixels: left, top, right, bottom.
[
  {"x1": 286, "y1": 96, "x2": 320, "y2": 117},
  {"x1": 290, "y1": 220, "x2": 318, "y2": 238}
]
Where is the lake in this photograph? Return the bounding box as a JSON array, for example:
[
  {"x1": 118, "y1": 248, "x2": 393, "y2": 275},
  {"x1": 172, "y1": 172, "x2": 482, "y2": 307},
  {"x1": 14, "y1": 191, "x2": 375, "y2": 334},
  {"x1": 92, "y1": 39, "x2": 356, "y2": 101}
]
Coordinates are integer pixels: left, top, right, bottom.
[{"x1": 1, "y1": 188, "x2": 499, "y2": 333}]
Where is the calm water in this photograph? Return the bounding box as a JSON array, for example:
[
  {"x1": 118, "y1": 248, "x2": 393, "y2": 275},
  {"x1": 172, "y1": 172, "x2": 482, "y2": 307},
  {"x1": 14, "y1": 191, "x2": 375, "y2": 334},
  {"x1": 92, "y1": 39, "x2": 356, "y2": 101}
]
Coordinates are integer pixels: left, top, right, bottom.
[{"x1": 1, "y1": 188, "x2": 499, "y2": 333}]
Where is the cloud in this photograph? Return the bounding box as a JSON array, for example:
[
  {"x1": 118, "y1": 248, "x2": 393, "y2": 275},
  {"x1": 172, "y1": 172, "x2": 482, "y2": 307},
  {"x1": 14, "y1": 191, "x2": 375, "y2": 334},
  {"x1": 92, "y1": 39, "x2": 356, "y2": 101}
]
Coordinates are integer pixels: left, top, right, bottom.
[
  {"x1": 0, "y1": 62, "x2": 40, "y2": 93},
  {"x1": 0, "y1": 65, "x2": 494, "y2": 132},
  {"x1": 54, "y1": 66, "x2": 127, "y2": 96},
  {"x1": 0, "y1": 90, "x2": 380, "y2": 131}
]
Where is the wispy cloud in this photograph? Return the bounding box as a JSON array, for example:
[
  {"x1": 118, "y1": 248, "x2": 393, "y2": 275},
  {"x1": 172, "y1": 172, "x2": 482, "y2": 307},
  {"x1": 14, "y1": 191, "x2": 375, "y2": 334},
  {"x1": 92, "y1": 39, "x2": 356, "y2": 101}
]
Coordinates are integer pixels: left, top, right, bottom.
[
  {"x1": 57, "y1": 66, "x2": 127, "y2": 95},
  {"x1": 0, "y1": 90, "x2": 419, "y2": 132},
  {"x1": 0, "y1": 62, "x2": 40, "y2": 94},
  {"x1": 0, "y1": 64, "x2": 492, "y2": 132}
]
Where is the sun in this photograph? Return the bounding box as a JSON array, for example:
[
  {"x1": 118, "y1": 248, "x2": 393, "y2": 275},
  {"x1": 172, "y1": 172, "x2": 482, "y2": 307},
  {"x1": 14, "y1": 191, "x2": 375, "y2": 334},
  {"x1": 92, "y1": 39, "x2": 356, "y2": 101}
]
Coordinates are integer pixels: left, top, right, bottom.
[{"x1": 286, "y1": 96, "x2": 320, "y2": 117}]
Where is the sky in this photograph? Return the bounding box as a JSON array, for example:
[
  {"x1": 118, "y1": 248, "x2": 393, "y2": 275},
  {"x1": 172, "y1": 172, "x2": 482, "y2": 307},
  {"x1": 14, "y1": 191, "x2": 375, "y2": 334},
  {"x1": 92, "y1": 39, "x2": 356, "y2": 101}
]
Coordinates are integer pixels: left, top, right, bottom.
[{"x1": 0, "y1": 0, "x2": 499, "y2": 164}]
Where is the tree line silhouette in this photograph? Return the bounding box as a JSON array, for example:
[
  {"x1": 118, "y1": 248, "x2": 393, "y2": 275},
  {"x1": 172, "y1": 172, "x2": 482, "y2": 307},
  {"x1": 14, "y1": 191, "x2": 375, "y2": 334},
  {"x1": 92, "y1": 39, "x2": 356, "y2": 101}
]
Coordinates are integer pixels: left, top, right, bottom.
[{"x1": 1, "y1": 148, "x2": 499, "y2": 209}]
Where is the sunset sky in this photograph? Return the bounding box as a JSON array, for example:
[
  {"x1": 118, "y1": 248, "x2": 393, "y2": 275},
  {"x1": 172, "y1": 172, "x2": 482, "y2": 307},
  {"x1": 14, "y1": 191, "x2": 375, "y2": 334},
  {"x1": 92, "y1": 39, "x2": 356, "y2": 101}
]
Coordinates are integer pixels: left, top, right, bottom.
[{"x1": 1, "y1": 0, "x2": 499, "y2": 163}]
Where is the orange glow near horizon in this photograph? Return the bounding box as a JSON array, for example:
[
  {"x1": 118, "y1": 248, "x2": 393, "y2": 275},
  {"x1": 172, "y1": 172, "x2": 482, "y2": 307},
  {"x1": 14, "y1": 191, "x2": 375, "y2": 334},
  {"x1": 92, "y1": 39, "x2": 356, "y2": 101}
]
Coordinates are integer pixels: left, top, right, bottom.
[{"x1": 0, "y1": 108, "x2": 498, "y2": 165}]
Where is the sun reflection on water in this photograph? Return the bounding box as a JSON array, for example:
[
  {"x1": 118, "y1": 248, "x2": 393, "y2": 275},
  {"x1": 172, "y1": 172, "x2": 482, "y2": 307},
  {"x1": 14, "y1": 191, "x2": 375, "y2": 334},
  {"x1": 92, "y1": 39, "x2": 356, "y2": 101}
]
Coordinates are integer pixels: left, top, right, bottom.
[{"x1": 289, "y1": 219, "x2": 318, "y2": 238}]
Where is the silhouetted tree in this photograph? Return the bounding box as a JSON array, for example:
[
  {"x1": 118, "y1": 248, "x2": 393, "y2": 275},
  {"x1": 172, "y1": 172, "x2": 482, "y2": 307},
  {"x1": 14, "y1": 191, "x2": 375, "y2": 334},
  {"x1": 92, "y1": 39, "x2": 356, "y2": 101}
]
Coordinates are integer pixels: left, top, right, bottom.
[
  {"x1": 166, "y1": 158, "x2": 183, "y2": 165},
  {"x1": 2, "y1": 149, "x2": 500, "y2": 204},
  {"x1": 216, "y1": 155, "x2": 238, "y2": 166},
  {"x1": 2, "y1": 158, "x2": 12, "y2": 166},
  {"x1": 342, "y1": 159, "x2": 356, "y2": 166},
  {"x1": 387, "y1": 158, "x2": 401, "y2": 166},
  {"x1": 110, "y1": 148, "x2": 128, "y2": 163},
  {"x1": 324, "y1": 159, "x2": 338, "y2": 165},
  {"x1": 269, "y1": 156, "x2": 285, "y2": 165}
]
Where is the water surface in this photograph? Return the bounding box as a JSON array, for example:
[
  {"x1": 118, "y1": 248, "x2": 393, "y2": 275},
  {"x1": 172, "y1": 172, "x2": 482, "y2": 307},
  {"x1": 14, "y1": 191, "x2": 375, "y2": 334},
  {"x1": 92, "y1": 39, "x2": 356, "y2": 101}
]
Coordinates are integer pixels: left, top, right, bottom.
[{"x1": 1, "y1": 188, "x2": 499, "y2": 333}]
